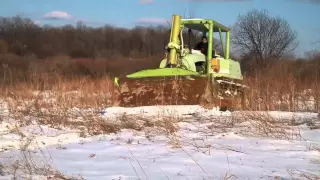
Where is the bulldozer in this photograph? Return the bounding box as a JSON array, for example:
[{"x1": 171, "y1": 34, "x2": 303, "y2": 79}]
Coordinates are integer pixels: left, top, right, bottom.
[{"x1": 112, "y1": 14, "x2": 247, "y2": 111}]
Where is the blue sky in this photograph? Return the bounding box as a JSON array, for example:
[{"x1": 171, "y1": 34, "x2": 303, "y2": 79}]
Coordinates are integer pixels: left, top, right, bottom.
[{"x1": 0, "y1": 0, "x2": 320, "y2": 55}]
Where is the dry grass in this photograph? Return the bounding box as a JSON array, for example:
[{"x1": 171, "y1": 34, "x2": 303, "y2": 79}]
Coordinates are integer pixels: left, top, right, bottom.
[
  {"x1": 1, "y1": 74, "x2": 115, "y2": 108},
  {"x1": 243, "y1": 73, "x2": 319, "y2": 112},
  {"x1": 0, "y1": 75, "x2": 182, "y2": 139},
  {"x1": 0, "y1": 66, "x2": 318, "y2": 142}
]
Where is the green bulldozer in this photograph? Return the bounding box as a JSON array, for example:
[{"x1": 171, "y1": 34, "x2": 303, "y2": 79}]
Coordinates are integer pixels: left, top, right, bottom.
[{"x1": 112, "y1": 14, "x2": 247, "y2": 111}]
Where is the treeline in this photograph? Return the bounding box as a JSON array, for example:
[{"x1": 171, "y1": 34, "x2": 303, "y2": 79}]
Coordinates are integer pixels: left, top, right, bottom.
[{"x1": 0, "y1": 16, "x2": 207, "y2": 59}]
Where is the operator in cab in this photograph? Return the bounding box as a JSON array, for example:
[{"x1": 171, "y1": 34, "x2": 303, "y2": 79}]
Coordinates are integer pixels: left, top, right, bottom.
[{"x1": 194, "y1": 36, "x2": 208, "y2": 55}]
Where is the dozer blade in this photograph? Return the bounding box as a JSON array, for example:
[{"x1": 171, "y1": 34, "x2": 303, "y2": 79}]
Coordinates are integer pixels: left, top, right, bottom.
[
  {"x1": 112, "y1": 76, "x2": 237, "y2": 110},
  {"x1": 113, "y1": 76, "x2": 203, "y2": 106}
]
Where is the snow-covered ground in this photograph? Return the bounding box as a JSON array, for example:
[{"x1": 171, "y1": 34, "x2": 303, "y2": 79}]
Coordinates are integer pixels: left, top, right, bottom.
[{"x1": 0, "y1": 103, "x2": 319, "y2": 180}]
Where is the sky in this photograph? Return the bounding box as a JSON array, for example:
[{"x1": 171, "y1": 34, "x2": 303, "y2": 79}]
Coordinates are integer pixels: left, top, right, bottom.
[{"x1": 0, "y1": 0, "x2": 319, "y2": 56}]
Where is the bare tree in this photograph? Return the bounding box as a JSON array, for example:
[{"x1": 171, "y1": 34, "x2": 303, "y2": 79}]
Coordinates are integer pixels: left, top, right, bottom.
[{"x1": 231, "y1": 9, "x2": 298, "y2": 66}]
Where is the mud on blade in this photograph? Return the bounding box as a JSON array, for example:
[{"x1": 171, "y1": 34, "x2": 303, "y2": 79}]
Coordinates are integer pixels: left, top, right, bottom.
[{"x1": 112, "y1": 76, "x2": 210, "y2": 107}]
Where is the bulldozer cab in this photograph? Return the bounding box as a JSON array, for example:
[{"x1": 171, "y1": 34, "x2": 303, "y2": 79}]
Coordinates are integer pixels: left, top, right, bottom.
[
  {"x1": 182, "y1": 17, "x2": 231, "y2": 60},
  {"x1": 161, "y1": 15, "x2": 232, "y2": 76}
]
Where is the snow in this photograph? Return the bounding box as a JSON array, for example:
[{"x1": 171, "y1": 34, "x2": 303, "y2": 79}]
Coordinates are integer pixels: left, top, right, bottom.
[{"x1": 0, "y1": 103, "x2": 319, "y2": 179}]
